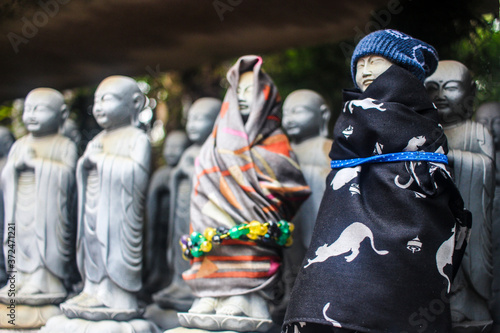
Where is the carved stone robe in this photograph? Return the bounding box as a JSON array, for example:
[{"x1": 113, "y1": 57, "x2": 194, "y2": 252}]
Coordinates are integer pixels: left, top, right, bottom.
[
  {"x1": 76, "y1": 126, "x2": 150, "y2": 292},
  {"x1": 2, "y1": 134, "x2": 77, "y2": 280}
]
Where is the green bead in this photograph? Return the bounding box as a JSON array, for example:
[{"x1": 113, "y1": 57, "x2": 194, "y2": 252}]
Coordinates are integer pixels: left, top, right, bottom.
[
  {"x1": 277, "y1": 234, "x2": 288, "y2": 246},
  {"x1": 190, "y1": 231, "x2": 202, "y2": 241},
  {"x1": 191, "y1": 247, "x2": 203, "y2": 258},
  {"x1": 229, "y1": 226, "x2": 242, "y2": 239}
]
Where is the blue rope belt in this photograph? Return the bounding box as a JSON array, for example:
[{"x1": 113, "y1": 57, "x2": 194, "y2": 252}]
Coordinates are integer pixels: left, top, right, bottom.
[{"x1": 331, "y1": 151, "x2": 448, "y2": 169}]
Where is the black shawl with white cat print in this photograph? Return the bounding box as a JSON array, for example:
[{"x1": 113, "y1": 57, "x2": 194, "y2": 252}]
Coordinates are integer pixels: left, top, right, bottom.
[{"x1": 283, "y1": 65, "x2": 470, "y2": 333}]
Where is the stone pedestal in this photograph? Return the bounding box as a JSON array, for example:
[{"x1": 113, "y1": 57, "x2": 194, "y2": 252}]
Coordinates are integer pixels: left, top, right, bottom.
[
  {"x1": 177, "y1": 313, "x2": 278, "y2": 333},
  {"x1": 40, "y1": 315, "x2": 161, "y2": 333},
  {"x1": 144, "y1": 304, "x2": 180, "y2": 330},
  {"x1": 0, "y1": 304, "x2": 61, "y2": 329},
  {"x1": 165, "y1": 328, "x2": 239, "y2": 333}
]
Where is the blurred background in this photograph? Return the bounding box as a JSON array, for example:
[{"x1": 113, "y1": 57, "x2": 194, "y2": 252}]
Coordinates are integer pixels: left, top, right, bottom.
[{"x1": 0, "y1": 0, "x2": 499, "y2": 166}]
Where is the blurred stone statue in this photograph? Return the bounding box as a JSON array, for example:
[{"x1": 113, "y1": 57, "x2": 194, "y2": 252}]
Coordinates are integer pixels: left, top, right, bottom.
[
  {"x1": 273, "y1": 89, "x2": 333, "y2": 322},
  {"x1": 61, "y1": 117, "x2": 82, "y2": 148},
  {"x1": 0, "y1": 88, "x2": 77, "y2": 329},
  {"x1": 152, "y1": 98, "x2": 220, "y2": 312},
  {"x1": 0, "y1": 127, "x2": 14, "y2": 287},
  {"x1": 144, "y1": 130, "x2": 190, "y2": 296},
  {"x1": 1, "y1": 88, "x2": 78, "y2": 300},
  {"x1": 476, "y1": 101, "x2": 500, "y2": 332},
  {"x1": 425, "y1": 60, "x2": 495, "y2": 329},
  {"x1": 282, "y1": 89, "x2": 332, "y2": 247},
  {"x1": 61, "y1": 75, "x2": 151, "y2": 321}
]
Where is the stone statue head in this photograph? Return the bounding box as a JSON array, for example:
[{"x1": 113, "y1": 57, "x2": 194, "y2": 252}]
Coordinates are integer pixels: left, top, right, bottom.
[
  {"x1": 185, "y1": 97, "x2": 221, "y2": 145},
  {"x1": 61, "y1": 118, "x2": 82, "y2": 145},
  {"x1": 283, "y1": 89, "x2": 331, "y2": 142},
  {"x1": 476, "y1": 101, "x2": 500, "y2": 150},
  {"x1": 237, "y1": 71, "x2": 254, "y2": 116},
  {"x1": 424, "y1": 60, "x2": 476, "y2": 125},
  {"x1": 23, "y1": 87, "x2": 68, "y2": 137},
  {"x1": 93, "y1": 75, "x2": 146, "y2": 130},
  {"x1": 163, "y1": 130, "x2": 190, "y2": 167},
  {"x1": 0, "y1": 126, "x2": 15, "y2": 158},
  {"x1": 355, "y1": 56, "x2": 394, "y2": 92}
]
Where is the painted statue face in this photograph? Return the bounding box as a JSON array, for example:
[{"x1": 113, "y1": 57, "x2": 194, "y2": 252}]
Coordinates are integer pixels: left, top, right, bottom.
[
  {"x1": 23, "y1": 89, "x2": 64, "y2": 137},
  {"x1": 476, "y1": 103, "x2": 500, "y2": 149},
  {"x1": 93, "y1": 78, "x2": 134, "y2": 130},
  {"x1": 355, "y1": 55, "x2": 393, "y2": 92},
  {"x1": 424, "y1": 61, "x2": 474, "y2": 125},
  {"x1": 283, "y1": 91, "x2": 323, "y2": 142},
  {"x1": 237, "y1": 71, "x2": 254, "y2": 116}
]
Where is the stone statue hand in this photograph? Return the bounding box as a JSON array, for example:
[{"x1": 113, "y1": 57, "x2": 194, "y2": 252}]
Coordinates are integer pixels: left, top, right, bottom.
[
  {"x1": 83, "y1": 140, "x2": 103, "y2": 168},
  {"x1": 15, "y1": 145, "x2": 36, "y2": 170}
]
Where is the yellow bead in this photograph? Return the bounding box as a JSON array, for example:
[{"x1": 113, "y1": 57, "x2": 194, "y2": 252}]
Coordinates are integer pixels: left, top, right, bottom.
[
  {"x1": 200, "y1": 241, "x2": 213, "y2": 252},
  {"x1": 249, "y1": 221, "x2": 261, "y2": 234},
  {"x1": 247, "y1": 233, "x2": 259, "y2": 240},
  {"x1": 203, "y1": 228, "x2": 217, "y2": 241},
  {"x1": 258, "y1": 225, "x2": 268, "y2": 236},
  {"x1": 288, "y1": 223, "x2": 295, "y2": 232},
  {"x1": 285, "y1": 237, "x2": 293, "y2": 247}
]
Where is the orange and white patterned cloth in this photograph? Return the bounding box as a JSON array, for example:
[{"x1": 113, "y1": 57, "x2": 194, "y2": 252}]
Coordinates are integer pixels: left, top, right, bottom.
[{"x1": 183, "y1": 55, "x2": 311, "y2": 297}]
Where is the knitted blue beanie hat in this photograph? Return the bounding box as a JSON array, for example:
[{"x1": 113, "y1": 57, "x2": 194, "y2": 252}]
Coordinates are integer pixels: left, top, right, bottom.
[{"x1": 351, "y1": 29, "x2": 438, "y2": 87}]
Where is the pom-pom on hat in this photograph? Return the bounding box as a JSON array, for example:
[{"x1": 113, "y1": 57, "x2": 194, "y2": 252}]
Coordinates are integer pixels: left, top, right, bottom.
[{"x1": 351, "y1": 29, "x2": 438, "y2": 87}]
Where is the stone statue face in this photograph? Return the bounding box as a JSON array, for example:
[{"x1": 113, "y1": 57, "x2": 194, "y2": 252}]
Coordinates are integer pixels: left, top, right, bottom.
[
  {"x1": 93, "y1": 76, "x2": 144, "y2": 130},
  {"x1": 424, "y1": 60, "x2": 474, "y2": 125},
  {"x1": 237, "y1": 71, "x2": 254, "y2": 116},
  {"x1": 163, "y1": 131, "x2": 190, "y2": 166},
  {"x1": 23, "y1": 88, "x2": 66, "y2": 137},
  {"x1": 283, "y1": 90, "x2": 328, "y2": 142},
  {"x1": 185, "y1": 98, "x2": 220, "y2": 145},
  {"x1": 355, "y1": 55, "x2": 393, "y2": 92},
  {"x1": 476, "y1": 102, "x2": 500, "y2": 149}
]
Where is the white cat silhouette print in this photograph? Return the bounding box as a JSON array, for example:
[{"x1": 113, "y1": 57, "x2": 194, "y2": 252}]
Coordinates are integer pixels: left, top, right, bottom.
[
  {"x1": 436, "y1": 227, "x2": 455, "y2": 292},
  {"x1": 403, "y1": 135, "x2": 426, "y2": 151},
  {"x1": 304, "y1": 222, "x2": 389, "y2": 268},
  {"x1": 322, "y1": 303, "x2": 342, "y2": 328},
  {"x1": 343, "y1": 98, "x2": 387, "y2": 114},
  {"x1": 331, "y1": 166, "x2": 361, "y2": 191}
]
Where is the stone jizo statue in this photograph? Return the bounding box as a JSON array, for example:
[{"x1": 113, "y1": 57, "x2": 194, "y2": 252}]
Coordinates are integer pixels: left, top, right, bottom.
[
  {"x1": 62, "y1": 76, "x2": 151, "y2": 320},
  {"x1": 425, "y1": 60, "x2": 495, "y2": 328},
  {"x1": 179, "y1": 55, "x2": 310, "y2": 332},
  {"x1": 144, "y1": 130, "x2": 190, "y2": 296},
  {"x1": 0, "y1": 88, "x2": 78, "y2": 302},
  {"x1": 152, "y1": 98, "x2": 220, "y2": 312},
  {"x1": 282, "y1": 89, "x2": 332, "y2": 247},
  {"x1": 274, "y1": 89, "x2": 333, "y2": 321},
  {"x1": 476, "y1": 101, "x2": 500, "y2": 183},
  {"x1": 476, "y1": 101, "x2": 500, "y2": 332},
  {"x1": 0, "y1": 127, "x2": 15, "y2": 287}
]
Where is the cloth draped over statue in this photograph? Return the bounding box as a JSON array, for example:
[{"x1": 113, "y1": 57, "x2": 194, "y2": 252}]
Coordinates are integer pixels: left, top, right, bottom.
[
  {"x1": 2, "y1": 135, "x2": 77, "y2": 280},
  {"x1": 183, "y1": 55, "x2": 311, "y2": 297},
  {"x1": 284, "y1": 65, "x2": 471, "y2": 333},
  {"x1": 76, "y1": 126, "x2": 150, "y2": 292}
]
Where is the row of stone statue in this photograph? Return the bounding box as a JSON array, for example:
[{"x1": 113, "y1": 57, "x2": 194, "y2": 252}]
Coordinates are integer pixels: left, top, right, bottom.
[{"x1": 0, "y1": 57, "x2": 498, "y2": 333}]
